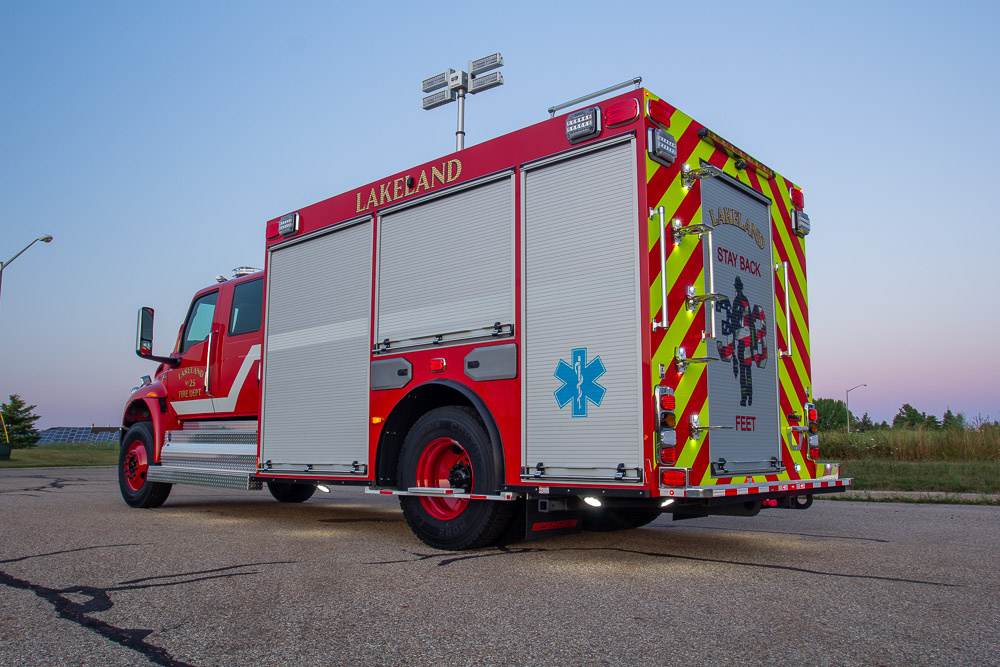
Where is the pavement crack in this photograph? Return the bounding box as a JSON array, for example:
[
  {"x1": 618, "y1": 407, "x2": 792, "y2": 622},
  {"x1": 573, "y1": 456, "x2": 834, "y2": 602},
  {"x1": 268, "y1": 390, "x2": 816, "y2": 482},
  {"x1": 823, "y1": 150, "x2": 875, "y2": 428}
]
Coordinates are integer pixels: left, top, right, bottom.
[
  {"x1": 368, "y1": 545, "x2": 960, "y2": 587},
  {"x1": 0, "y1": 553, "x2": 295, "y2": 666}
]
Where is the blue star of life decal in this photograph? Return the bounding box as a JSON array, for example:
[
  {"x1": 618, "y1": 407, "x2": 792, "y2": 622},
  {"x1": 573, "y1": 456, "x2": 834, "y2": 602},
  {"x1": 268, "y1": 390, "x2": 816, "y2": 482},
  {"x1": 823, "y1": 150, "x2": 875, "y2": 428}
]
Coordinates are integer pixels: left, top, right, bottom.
[{"x1": 553, "y1": 347, "x2": 607, "y2": 418}]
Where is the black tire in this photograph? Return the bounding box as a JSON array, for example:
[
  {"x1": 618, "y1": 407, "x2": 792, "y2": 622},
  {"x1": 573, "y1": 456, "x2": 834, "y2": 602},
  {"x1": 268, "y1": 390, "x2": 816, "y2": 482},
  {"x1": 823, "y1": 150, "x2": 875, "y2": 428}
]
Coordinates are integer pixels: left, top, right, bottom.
[
  {"x1": 582, "y1": 508, "x2": 660, "y2": 532},
  {"x1": 398, "y1": 406, "x2": 512, "y2": 550},
  {"x1": 118, "y1": 422, "x2": 171, "y2": 508},
  {"x1": 267, "y1": 481, "x2": 317, "y2": 503}
]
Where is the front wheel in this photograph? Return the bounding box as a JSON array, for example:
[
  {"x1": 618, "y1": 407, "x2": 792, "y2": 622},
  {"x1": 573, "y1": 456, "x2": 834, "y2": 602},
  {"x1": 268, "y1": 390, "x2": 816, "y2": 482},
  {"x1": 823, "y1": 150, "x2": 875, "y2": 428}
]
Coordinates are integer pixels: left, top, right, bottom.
[
  {"x1": 118, "y1": 422, "x2": 171, "y2": 508},
  {"x1": 398, "y1": 406, "x2": 512, "y2": 550}
]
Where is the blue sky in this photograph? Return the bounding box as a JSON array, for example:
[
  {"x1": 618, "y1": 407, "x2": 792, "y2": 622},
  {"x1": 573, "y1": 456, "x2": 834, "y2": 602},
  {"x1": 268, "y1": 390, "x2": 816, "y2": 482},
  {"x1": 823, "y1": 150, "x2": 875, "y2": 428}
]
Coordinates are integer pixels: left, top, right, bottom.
[{"x1": 1, "y1": 0, "x2": 998, "y2": 428}]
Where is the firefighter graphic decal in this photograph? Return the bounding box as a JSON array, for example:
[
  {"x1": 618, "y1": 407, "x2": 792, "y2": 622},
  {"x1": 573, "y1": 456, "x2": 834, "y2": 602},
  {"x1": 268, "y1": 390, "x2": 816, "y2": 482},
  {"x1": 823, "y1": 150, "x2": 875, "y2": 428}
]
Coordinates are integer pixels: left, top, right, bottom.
[{"x1": 715, "y1": 276, "x2": 767, "y2": 406}]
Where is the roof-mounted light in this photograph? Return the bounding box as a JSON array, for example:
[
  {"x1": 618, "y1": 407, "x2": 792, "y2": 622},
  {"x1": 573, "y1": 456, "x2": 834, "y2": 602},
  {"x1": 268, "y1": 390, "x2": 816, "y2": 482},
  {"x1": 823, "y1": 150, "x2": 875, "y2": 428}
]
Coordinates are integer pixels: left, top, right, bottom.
[
  {"x1": 422, "y1": 89, "x2": 457, "y2": 110},
  {"x1": 790, "y1": 187, "x2": 805, "y2": 210},
  {"x1": 278, "y1": 212, "x2": 300, "y2": 238},
  {"x1": 421, "y1": 70, "x2": 454, "y2": 93},
  {"x1": 648, "y1": 127, "x2": 677, "y2": 167},
  {"x1": 468, "y1": 52, "x2": 503, "y2": 76},
  {"x1": 469, "y1": 70, "x2": 503, "y2": 94},
  {"x1": 566, "y1": 106, "x2": 601, "y2": 144}
]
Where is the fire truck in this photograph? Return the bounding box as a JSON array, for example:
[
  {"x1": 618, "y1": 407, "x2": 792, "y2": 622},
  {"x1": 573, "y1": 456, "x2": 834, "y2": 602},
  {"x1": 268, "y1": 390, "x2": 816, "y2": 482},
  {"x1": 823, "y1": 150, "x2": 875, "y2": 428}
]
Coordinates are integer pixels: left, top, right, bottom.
[{"x1": 121, "y1": 83, "x2": 850, "y2": 550}]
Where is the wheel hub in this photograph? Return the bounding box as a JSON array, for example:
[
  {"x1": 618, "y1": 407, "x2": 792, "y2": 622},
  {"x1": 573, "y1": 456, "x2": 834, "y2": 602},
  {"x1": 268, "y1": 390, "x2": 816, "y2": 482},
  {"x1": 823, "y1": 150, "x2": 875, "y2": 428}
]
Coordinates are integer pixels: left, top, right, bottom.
[{"x1": 447, "y1": 462, "x2": 472, "y2": 491}]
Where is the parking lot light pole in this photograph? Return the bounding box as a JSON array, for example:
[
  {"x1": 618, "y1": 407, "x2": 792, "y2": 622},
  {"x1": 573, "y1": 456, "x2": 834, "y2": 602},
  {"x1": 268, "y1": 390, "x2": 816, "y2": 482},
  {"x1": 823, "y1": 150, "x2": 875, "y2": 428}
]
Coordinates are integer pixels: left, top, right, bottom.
[
  {"x1": 0, "y1": 234, "x2": 54, "y2": 315},
  {"x1": 846, "y1": 383, "x2": 867, "y2": 433}
]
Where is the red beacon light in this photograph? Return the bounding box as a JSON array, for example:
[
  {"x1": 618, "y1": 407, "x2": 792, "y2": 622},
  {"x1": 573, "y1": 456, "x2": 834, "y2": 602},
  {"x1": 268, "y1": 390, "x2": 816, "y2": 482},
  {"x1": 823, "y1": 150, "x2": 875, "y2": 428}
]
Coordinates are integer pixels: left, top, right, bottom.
[
  {"x1": 605, "y1": 99, "x2": 639, "y2": 127},
  {"x1": 647, "y1": 98, "x2": 673, "y2": 128},
  {"x1": 790, "y1": 187, "x2": 805, "y2": 210}
]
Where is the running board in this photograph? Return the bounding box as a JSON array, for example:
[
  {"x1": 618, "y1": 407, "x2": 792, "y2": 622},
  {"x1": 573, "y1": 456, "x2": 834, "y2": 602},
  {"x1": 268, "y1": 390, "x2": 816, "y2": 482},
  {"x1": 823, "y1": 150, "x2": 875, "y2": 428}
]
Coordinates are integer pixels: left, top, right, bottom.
[
  {"x1": 146, "y1": 465, "x2": 263, "y2": 491},
  {"x1": 366, "y1": 487, "x2": 517, "y2": 501}
]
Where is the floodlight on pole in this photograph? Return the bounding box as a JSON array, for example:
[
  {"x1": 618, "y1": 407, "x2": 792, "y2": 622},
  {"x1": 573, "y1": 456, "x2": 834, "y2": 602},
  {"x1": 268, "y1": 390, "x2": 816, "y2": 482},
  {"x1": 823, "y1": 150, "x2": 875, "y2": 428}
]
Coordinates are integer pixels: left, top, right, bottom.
[
  {"x1": 420, "y1": 52, "x2": 504, "y2": 151},
  {"x1": 0, "y1": 234, "x2": 54, "y2": 315},
  {"x1": 846, "y1": 383, "x2": 867, "y2": 433}
]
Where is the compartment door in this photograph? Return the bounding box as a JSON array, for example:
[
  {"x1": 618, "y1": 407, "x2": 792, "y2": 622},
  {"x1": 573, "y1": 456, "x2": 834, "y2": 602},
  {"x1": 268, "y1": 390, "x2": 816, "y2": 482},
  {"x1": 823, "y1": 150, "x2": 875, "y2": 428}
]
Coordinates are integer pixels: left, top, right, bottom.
[
  {"x1": 701, "y1": 176, "x2": 780, "y2": 475},
  {"x1": 261, "y1": 220, "x2": 373, "y2": 474},
  {"x1": 522, "y1": 140, "x2": 643, "y2": 483}
]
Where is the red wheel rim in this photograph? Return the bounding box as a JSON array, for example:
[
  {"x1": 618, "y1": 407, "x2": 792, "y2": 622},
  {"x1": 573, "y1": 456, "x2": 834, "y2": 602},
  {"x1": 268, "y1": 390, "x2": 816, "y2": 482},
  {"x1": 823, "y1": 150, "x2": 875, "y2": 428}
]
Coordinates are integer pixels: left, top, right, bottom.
[
  {"x1": 123, "y1": 440, "x2": 148, "y2": 492},
  {"x1": 415, "y1": 437, "x2": 472, "y2": 520}
]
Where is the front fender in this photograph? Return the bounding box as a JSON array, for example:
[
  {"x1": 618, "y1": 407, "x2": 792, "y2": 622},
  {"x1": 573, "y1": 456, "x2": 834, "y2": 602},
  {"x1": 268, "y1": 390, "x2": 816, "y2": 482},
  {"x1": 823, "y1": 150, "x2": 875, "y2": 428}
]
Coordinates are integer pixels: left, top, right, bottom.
[{"x1": 122, "y1": 380, "x2": 172, "y2": 461}]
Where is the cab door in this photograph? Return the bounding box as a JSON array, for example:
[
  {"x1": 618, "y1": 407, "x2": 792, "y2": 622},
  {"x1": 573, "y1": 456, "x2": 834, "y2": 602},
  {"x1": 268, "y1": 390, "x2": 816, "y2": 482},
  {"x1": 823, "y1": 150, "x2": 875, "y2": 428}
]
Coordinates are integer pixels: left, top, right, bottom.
[
  {"x1": 164, "y1": 288, "x2": 221, "y2": 418},
  {"x1": 213, "y1": 276, "x2": 263, "y2": 416}
]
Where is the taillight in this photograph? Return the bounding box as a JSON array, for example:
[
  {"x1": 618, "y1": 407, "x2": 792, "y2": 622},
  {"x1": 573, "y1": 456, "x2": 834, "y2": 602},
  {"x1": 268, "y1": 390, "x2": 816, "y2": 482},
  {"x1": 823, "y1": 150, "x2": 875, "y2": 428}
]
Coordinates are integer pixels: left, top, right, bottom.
[
  {"x1": 661, "y1": 470, "x2": 686, "y2": 487},
  {"x1": 809, "y1": 447, "x2": 820, "y2": 460},
  {"x1": 654, "y1": 385, "x2": 677, "y2": 464},
  {"x1": 605, "y1": 99, "x2": 639, "y2": 127}
]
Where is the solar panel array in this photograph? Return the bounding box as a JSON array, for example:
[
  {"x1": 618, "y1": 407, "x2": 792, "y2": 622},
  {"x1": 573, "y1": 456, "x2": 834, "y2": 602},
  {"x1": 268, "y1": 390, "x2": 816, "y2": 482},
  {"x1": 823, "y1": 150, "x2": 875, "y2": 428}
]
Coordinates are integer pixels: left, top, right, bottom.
[{"x1": 37, "y1": 427, "x2": 119, "y2": 444}]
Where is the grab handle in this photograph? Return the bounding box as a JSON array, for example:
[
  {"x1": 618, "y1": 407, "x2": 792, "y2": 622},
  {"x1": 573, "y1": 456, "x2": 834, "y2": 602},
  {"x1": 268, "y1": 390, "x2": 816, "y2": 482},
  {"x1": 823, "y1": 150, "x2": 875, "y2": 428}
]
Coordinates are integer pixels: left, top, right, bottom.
[{"x1": 776, "y1": 261, "x2": 792, "y2": 358}]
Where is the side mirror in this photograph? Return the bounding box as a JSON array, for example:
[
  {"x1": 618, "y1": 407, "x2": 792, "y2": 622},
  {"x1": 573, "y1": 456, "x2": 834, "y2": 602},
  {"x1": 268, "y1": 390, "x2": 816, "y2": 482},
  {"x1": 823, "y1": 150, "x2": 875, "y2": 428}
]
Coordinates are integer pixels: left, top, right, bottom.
[
  {"x1": 135, "y1": 307, "x2": 180, "y2": 367},
  {"x1": 137, "y1": 307, "x2": 154, "y2": 356}
]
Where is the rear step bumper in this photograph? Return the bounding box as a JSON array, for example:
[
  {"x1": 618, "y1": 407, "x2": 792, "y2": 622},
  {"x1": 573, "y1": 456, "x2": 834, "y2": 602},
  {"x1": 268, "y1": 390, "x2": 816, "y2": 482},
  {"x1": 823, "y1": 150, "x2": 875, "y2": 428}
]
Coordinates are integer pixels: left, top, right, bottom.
[{"x1": 662, "y1": 477, "x2": 852, "y2": 500}]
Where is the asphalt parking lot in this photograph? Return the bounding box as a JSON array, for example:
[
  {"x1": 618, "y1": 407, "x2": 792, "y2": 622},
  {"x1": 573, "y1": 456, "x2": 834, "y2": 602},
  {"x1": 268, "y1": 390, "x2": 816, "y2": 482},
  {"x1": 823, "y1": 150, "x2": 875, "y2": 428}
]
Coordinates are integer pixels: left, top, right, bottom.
[{"x1": 2, "y1": 467, "x2": 998, "y2": 666}]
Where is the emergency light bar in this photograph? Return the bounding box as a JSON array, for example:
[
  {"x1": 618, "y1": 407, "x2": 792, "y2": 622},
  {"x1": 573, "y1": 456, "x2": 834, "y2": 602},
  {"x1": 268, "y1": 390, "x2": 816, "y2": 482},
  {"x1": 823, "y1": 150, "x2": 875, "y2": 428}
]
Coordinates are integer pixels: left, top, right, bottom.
[
  {"x1": 421, "y1": 70, "x2": 454, "y2": 93},
  {"x1": 469, "y1": 71, "x2": 503, "y2": 94},
  {"x1": 422, "y1": 89, "x2": 457, "y2": 110}
]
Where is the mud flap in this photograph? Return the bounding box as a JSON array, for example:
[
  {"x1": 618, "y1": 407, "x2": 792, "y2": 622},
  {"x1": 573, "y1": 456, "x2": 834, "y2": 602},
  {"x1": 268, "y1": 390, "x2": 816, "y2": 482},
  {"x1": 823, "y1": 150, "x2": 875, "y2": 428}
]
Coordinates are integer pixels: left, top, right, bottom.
[{"x1": 523, "y1": 498, "x2": 583, "y2": 540}]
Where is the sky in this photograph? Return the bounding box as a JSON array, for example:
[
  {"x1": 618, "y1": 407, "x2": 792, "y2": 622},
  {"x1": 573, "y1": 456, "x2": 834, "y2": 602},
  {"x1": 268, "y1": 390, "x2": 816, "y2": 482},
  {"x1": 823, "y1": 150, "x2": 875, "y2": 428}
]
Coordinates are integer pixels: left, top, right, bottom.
[{"x1": 1, "y1": 0, "x2": 998, "y2": 429}]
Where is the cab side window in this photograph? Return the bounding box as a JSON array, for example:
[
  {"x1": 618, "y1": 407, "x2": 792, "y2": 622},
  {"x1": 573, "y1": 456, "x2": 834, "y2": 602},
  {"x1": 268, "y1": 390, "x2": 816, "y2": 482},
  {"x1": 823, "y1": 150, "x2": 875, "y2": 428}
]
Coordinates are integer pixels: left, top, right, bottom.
[
  {"x1": 229, "y1": 278, "x2": 263, "y2": 336},
  {"x1": 180, "y1": 291, "x2": 218, "y2": 353}
]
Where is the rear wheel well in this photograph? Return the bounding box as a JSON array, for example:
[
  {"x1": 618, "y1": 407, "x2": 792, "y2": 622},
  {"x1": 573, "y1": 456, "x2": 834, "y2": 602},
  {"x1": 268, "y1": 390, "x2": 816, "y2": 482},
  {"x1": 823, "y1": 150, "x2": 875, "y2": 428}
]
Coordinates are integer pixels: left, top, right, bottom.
[{"x1": 375, "y1": 381, "x2": 502, "y2": 488}]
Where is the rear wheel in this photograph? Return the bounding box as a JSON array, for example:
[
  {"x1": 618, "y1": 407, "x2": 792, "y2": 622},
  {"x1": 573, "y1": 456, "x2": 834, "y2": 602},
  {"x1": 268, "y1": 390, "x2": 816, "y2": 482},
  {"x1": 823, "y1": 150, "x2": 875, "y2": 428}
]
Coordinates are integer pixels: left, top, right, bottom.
[
  {"x1": 267, "y1": 481, "x2": 317, "y2": 503},
  {"x1": 118, "y1": 422, "x2": 171, "y2": 508},
  {"x1": 582, "y1": 508, "x2": 660, "y2": 532},
  {"x1": 398, "y1": 406, "x2": 512, "y2": 550}
]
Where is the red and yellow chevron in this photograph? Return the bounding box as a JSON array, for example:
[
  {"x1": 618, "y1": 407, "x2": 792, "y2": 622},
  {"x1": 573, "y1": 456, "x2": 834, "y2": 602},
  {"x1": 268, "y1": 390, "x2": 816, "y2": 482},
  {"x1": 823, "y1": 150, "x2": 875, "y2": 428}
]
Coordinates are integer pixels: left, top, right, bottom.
[{"x1": 643, "y1": 90, "x2": 820, "y2": 487}]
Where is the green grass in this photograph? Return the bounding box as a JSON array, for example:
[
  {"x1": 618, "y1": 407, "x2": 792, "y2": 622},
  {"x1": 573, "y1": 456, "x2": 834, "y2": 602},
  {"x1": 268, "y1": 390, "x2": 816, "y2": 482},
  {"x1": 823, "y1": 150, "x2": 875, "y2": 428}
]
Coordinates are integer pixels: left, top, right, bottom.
[
  {"x1": 821, "y1": 425, "x2": 999, "y2": 462},
  {"x1": 0, "y1": 442, "x2": 118, "y2": 468},
  {"x1": 839, "y1": 459, "x2": 1000, "y2": 494}
]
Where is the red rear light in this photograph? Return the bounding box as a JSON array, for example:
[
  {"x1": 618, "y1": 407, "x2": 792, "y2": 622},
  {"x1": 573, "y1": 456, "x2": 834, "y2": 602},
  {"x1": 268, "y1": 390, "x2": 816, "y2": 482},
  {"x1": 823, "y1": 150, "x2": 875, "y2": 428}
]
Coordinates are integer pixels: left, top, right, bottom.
[
  {"x1": 809, "y1": 447, "x2": 820, "y2": 459},
  {"x1": 661, "y1": 470, "x2": 686, "y2": 487},
  {"x1": 647, "y1": 99, "x2": 673, "y2": 128},
  {"x1": 791, "y1": 188, "x2": 805, "y2": 210},
  {"x1": 429, "y1": 358, "x2": 446, "y2": 372},
  {"x1": 659, "y1": 394, "x2": 675, "y2": 410},
  {"x1": 266, "y1": 221, "x2": 280, "y2": 240},
  {"x1": 808, "y1": 408, "x2": 817, "y2": 421},
  {"x1": 658, "y1": 447, "x2": 677, "y2": 465},
  {"x1": 605, "y1": 99, "x2": 639, "y2": 127}
]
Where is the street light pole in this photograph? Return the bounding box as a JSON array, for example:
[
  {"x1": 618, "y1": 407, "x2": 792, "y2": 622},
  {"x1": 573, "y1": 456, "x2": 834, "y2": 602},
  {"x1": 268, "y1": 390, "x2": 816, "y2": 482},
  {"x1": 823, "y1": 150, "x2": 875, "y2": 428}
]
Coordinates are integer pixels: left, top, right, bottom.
[
  {"x1": 0, "y1": 235, "x2": 54, "y2": 314},
  {"x1": 846, "y1": 383, "x2": 867, "y2": 433}
]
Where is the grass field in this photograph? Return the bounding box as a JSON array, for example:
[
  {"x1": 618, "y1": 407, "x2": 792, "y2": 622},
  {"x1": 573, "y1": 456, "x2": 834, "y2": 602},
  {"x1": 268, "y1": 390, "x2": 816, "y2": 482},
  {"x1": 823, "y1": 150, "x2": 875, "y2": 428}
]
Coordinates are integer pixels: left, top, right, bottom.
[
  {"x1": 3, "y1": 430, "x2": 998, "y2": 499},
  {"x1": 0, "y1": 442, "x2": 118, "y2": 468}
]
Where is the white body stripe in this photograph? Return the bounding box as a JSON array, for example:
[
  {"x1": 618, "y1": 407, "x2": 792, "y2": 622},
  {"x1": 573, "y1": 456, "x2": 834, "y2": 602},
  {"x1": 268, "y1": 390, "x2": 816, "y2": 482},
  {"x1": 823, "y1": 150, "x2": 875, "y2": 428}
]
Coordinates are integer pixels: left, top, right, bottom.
[{"x1": 172, "y1": 344, "x2": 261, "y2": 416}]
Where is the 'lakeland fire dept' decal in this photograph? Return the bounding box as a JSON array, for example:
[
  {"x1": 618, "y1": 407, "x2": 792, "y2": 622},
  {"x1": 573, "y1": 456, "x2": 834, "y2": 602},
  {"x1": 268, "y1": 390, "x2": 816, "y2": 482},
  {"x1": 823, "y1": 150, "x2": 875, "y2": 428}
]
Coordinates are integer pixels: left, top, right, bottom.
[
  {"x1": 553, "y1": 348, "x2": 606, "y2": 418},
  {"x1": 715, "y1": 276, "x2": 768, "y2": 407}
]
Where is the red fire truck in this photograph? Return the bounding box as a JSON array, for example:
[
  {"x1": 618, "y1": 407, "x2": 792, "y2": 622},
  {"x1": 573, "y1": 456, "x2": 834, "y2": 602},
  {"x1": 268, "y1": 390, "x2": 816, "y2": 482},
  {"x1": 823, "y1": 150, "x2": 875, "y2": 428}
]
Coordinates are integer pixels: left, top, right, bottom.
[{"x1": 122, "y1": 83, "x2": 850, "y2": 549}]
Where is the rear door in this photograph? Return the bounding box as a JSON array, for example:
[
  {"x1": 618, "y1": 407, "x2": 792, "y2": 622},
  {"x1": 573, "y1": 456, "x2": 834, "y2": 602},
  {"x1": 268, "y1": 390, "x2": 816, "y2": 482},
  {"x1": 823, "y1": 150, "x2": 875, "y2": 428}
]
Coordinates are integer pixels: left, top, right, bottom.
[{"x1": 701, "y1": 175, "x2": 780, "y2": 476}]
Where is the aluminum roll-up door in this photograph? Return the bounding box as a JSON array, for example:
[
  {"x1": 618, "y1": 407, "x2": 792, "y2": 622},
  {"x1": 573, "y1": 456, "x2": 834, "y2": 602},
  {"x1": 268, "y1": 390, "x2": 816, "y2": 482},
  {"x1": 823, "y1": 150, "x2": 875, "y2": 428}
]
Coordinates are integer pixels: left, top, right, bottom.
[
  {"x1": 522, "y1": 140, "x2": 642, "y2": 481},
  {"x1": 376, "y1": 176, "x2": 514, "y2": 349},
  {"x1": 261, "y1": 220, "x2": 372, "y2": 471}
]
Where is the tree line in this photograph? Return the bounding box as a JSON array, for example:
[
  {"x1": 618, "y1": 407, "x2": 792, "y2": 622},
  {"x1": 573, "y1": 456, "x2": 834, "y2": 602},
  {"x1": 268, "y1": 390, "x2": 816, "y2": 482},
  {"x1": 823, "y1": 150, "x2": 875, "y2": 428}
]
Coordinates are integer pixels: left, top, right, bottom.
[{"x1": 812, "y1": 397, "x2": 988, "y2": 432}]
